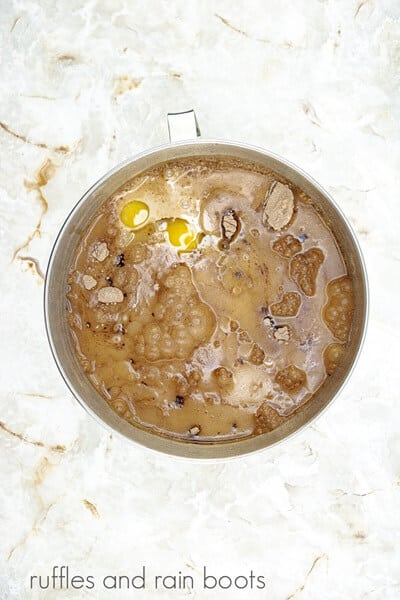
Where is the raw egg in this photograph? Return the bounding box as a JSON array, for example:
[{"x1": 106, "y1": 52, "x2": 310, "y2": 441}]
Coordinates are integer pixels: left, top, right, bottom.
[
  {"x1": 166, "y1": 218, "x2": 199, "y2": 251},
  {"x1": 120, "y1": 200, "x2": 149, "y2": 229}
]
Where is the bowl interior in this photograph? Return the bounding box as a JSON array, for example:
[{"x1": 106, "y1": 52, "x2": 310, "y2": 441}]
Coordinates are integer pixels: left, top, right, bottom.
[{"x1": 45, "y1": 141, "x2": 368, "y2": 459}]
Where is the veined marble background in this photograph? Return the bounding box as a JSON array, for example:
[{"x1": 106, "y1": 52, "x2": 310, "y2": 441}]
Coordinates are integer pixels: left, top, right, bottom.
[{"x1": 0, "y1": 1, "x2": 399, "y2": 598}]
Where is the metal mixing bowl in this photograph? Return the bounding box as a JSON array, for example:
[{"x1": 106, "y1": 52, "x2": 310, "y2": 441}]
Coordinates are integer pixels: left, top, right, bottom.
[{"x1": 44, "y1": 110, "x2": 368, "y2": 459}]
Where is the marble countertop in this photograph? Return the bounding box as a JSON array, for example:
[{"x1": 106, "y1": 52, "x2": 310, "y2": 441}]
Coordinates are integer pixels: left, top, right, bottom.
[{"x1": 0, "y1": 1, "x2": 399, "y2": 598}]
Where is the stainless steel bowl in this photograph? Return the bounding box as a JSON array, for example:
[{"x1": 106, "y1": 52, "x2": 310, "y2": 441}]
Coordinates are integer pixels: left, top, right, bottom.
[{"x1": 44, "y1": 110, "x2": 368, "y2": 459}]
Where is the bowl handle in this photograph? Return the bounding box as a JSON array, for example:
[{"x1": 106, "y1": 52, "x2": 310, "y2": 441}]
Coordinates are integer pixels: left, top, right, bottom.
[{"x1": 167, "y1": 109, "x2": 201, "y2": 142}]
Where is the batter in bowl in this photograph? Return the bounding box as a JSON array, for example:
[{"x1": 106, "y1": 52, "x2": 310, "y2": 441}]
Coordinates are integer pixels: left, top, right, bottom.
[{"x1": 66, "y1": 157, "x2": 354, "y2": 442}]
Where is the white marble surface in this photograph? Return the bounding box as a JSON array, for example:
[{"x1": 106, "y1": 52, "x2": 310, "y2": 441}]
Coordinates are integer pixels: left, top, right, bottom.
[{"x1": 0, "y1": 1, "x2": 399, "y2": 598}]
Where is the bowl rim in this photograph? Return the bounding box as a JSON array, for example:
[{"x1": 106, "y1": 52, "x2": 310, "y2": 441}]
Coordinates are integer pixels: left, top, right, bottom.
[{"x1": 44, "y1": 137, "x2": 369, "y2": 460}]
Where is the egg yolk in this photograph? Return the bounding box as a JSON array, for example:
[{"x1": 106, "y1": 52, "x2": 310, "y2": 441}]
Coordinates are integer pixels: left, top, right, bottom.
[
  {"x1": 120, "y1": 200, "x2": 149, "y2": 229},
  {"x1": 166, "y1": 218, "x2": 198, "y2": 251}
]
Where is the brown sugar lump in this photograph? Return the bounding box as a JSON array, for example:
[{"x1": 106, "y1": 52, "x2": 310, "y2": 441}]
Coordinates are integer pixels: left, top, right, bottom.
[
  {"x1": 212, "y1": 367, "x2": 234, "y2": 391},
  {"x1": 273, "y1": 325, "x2": 290, "y2": 342},
  {"x1": 289, "y1": 248, "x2": 324, "y2": 296},
  {"x1": 275, "y1": 364, "x2": 307, "y2": 393},
  {"x1": 323, "y1": 276, "x2": 354, "y2": 342},
  {"x1": 272, "y1": 234, "x2": 302, "y2": 258},
  {"x1": 221, "y1": 208, "x2": 240, "y2": 244},
  {"x1": 262, "y1": 181, "x2": 294, "y2": 230},
  {"x1": 323, "y1": 343, "x2": 346, "y2": 375},
  {"x1": 270, "y1": 292, "x2": 301, "y2": 317},
  {"x1": 248, "y1": 343, "x2": 265, "y2": 365},
  {"x1": 254, "y1": 402, "x2": 285, "y2": 433}
]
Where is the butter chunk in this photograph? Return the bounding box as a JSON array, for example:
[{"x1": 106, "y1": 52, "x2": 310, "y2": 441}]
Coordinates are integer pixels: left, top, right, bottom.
[
  {"x1": 92, "y1": 241, "x2": 109, "y2": 262},
  {"x1": 97, "y1": 286, "x2": 124, "y2": 304},
  {"x1": 82, "y1": 275, "x2": 97, "y2": 290},
  {"x1": 189, "y1": 425, "x2": 201, "y2": 436}
]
